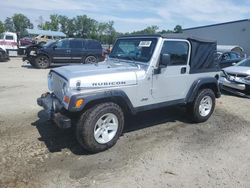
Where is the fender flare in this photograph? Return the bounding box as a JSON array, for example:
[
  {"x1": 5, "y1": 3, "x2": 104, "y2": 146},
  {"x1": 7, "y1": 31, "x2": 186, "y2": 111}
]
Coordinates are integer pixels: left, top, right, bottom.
[
  {"x1": 186, "y1": 77, "x2": 221, "y2": 103},
  {"x1": 36, "y1": 51, "x2": 52, "y2": 62},
  {"x1": 68, "y1": 90, "x2": 136, "y2": 114}
]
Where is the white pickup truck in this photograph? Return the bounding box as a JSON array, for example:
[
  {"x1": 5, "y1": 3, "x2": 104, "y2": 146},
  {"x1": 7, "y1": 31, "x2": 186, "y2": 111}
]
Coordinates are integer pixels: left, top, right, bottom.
[{"x1": 0, "y1": 32, "x2": 18, "y2": 57}]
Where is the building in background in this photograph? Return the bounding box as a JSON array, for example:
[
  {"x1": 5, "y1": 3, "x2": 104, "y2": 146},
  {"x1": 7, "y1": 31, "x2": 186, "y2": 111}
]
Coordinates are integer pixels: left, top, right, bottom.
[
  {"x1": 26, "y1": 29, "x2": 66, "y2": 39},
  {"x1": 183, "y1": 19, "x2": 250, "y2": 56}
]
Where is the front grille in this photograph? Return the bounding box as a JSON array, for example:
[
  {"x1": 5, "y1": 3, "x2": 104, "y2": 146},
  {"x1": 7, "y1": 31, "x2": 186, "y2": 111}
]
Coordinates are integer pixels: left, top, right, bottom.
[
  {"x1": 51, "y1": 72, "x2": 66, "y2": 101},
  {"x1": 227, "y1": 72, "x2": 248, "y2": 78}
]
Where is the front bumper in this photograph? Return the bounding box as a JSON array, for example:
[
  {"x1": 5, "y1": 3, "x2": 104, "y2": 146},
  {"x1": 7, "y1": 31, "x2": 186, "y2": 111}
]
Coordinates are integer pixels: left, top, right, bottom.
[
  {"x1": 219, "y1": 77, "x2": 250, "y2": 98},
  {"x1": 22, "y1": 55, "x2": 35, "y2": 63},
  {"x1": 37, "y1": 93, "x2": 72, "y2": 128}
]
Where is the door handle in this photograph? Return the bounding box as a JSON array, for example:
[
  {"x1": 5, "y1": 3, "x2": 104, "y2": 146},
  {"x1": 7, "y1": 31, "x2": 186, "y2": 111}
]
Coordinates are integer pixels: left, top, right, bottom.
[{"x1": 181, "y1": 67, "x2": 186, "y2": 74}]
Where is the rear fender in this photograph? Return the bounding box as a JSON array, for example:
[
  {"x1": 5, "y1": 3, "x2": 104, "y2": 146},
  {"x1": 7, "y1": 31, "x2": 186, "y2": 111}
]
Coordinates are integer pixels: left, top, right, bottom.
[{"x1": 186, "y1": 77, "x2": 221, "y2": 103}]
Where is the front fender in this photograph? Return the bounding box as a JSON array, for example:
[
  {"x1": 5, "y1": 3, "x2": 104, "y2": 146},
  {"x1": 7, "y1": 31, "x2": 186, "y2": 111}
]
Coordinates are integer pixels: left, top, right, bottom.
[{"x1": 68, "y1": 90, "x2": 136, "y2": 114}]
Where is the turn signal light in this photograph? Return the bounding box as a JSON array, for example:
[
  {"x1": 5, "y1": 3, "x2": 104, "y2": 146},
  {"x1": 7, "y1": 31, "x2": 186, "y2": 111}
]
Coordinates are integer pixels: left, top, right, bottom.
[
  {"x1": 75, "y1": 99, "x2": 84, "y2": 108},
  {"x1": 63, "y1": 96, "x2": 70, "y2": 104}
]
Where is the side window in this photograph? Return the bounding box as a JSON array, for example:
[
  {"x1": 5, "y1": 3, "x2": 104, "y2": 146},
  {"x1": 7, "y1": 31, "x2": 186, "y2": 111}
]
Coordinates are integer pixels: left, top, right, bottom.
[
  {"x1": 222, "y1": 53, "x2": 230, "y2": 60},
  {"x1": 87, "y1": 41, "x2": 101, "y2": 50},
  {"x1": 161, "y1": 41, "x2": 189, "y2": 66},
  {"x1": 70, "y1": 40, "x2": 83, "y2": 49},
  {"x1": 5, "y1": 35, "x2": 14, "y2": 40},
  {"x1": 56, "y1": 40, "x2": 69, "y2": 49},
  {"x1": 230, "y1": 52, "x2": 239, "y2": 60}
]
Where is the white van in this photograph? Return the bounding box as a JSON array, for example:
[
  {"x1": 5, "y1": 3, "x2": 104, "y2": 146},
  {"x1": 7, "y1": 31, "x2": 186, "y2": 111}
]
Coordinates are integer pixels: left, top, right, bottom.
[{"x1": 0, "y1": 32, "x2": 18, "y2": 56}]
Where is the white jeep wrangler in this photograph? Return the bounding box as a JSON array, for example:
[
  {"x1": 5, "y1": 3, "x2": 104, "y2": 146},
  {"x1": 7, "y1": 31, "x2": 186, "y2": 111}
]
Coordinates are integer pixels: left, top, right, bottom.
[{"x1": 38, "y1": 34, "x2": 221, "y2": 153}]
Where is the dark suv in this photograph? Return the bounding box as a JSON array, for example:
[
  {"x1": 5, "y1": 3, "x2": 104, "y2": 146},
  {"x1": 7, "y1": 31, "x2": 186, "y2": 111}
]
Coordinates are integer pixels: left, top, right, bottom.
[{"x1": 24, "y1": 38, "x2": 103, "y2": 69}]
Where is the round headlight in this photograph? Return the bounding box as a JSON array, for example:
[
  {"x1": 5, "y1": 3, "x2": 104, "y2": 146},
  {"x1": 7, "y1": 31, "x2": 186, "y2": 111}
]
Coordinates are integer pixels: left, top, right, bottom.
[{"x1": 76, "y1": 80, "x2": 81, "y2": 90}]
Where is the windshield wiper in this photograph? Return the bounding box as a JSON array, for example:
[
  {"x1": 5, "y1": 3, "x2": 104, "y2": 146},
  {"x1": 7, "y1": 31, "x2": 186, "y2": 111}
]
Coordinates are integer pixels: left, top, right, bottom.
[
  {"x1": 109, "y1": 55, "x2": 140, "y2": 68},
  {"x1": 123, "y1": 56, "x2": 140, "y2": 68}
]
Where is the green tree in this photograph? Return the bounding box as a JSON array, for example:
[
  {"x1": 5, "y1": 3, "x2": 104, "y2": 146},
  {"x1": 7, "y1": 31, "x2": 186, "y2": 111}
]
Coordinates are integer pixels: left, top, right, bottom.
[
  {"x1": 174, "y1": 25, "x2": 183, "y2": 33},
  {"x1": 58, "y1": 16, "x2": 77, "y2": 37},
  {"x1": 42, "y1": 21, "x2": 51, "y2": 30},
  {"x1": 4, "y1": 17, "x2": 14, "y2": 32},
  {"x1": 158, "y1": 29, "x2": 173, "y2": 34},
  {"x1": 75, "y1": 15, "x2": 98, "y2": 38},
  {"x1": 49, "y1": 14, "x2": 59, "y2": 31},
  {"x1": 40, "y1": 14, "x2": 60, "y2": 31},
  {"x1": 12, "y1": 13, "x2": 33, "y2": 37},
  {"x1": 58, "y1": 15, "x2": 68, "y2": 33},
  {"x1": 37, "y1": 16, "x2": 44, "y2": 29},
  {"x1": 131, "y1": 25, "x2": 159, "y2": 35},
  {"x1": 0, "y1": 20, "x2": 5, "y2": 33},
  {"x1": 66, "y1": 18, "x2": 77, "y2": 37},
  {"x1": 106, "y1": 21, "x2": 116, "y2": 45}
]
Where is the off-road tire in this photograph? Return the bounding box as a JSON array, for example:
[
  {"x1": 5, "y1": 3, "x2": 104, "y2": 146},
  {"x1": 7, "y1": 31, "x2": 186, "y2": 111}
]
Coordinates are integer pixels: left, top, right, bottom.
[
  {"x1": 188, "y1": 89, "x2": 215, "y2": 123},
  {"x1": 34, "y1": 55, "x2": 50, "y2": 69},
  {"x1": 76, "y1": 102, "x2": 124, "y2": 153}
]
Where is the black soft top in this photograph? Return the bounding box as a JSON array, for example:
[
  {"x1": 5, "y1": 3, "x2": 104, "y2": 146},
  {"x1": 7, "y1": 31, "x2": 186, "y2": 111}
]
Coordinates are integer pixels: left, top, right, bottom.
[
  {"x1": 118, "y1": 34, "x2": 218, "y2": 74},
  {"x1": 119, "y1": 33, "x2": 215, "y2": 43}
]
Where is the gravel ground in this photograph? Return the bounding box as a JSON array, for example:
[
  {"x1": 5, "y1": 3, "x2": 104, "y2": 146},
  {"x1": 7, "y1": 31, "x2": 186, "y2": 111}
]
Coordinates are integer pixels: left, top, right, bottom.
[{"x1": 0, "y1": 58, "x2": 250, "y2": 188}]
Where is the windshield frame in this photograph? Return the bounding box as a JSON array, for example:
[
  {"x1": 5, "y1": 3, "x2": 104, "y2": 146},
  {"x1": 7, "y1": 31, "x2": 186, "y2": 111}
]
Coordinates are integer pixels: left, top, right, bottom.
[{"x1": 109, "y1": 37, "x2": 158, "y2": 64}]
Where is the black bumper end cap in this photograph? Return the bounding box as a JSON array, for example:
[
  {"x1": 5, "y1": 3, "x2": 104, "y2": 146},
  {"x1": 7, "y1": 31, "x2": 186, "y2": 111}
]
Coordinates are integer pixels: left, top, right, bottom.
[
  {"x1": 53, "y1": 113, "x2": 71, "y2": 129},
  {"x1": 37, "y1": 98, "x2": 43, "y2": 106}
]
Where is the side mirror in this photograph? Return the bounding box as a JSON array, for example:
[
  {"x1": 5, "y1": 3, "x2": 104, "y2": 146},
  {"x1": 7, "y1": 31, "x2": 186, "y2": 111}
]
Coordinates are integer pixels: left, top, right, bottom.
[
  {"x1": 232, "y1": 62, "x2": 236, "y2": 66},
  {"x1": 160, "y1": 53, "x2": 171, "y2": 67},
  {"x1": 154, "y1": 54, "x2": 171, "y2": 75}
]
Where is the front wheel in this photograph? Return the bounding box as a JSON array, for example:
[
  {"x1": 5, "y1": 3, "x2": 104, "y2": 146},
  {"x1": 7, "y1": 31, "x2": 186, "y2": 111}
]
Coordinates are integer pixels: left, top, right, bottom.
[
  {"x1": 34, "y1": 55, "x2": 50, "y2": 69},
  {"x1": 76, "y1": 102, "x2": 124, "y2": 153},
  {"x1": 84, "y1": 55, "x2": 97, "y2": 64},
  {"x1": 188, "y1": 89, "x2": 215, "y2": 123}
]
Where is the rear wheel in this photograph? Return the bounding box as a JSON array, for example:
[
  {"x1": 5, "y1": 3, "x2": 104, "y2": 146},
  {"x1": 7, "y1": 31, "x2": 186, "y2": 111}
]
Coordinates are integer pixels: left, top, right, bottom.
[
  {"x1": 84, "y1": 55, "x2": 97, "y2": 64},
  {"x1": 35, "y1": 55, "x2": 50, "y2": 69},
  {"x1": 76, "y1": 102, "x2": 124, "y2": 153},
  {"x1": 188, "y1": 89, "x2": 215, "y2": 123}
]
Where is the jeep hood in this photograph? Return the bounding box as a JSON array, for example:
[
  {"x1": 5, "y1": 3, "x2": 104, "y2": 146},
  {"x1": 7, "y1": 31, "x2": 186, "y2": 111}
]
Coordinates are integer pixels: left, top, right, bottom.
[{"x1": 52, "y1": 60, "x2": 145, "y2": 89}]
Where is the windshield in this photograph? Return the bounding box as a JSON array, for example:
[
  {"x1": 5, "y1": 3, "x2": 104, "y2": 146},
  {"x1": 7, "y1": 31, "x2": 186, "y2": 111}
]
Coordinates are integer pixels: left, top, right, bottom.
[
  {"x1": 236, "y1": 58, "x2": 250, "y2": 67},
  {"x1": 109, "y1": 38, "x2": 157, "y2": 63}
]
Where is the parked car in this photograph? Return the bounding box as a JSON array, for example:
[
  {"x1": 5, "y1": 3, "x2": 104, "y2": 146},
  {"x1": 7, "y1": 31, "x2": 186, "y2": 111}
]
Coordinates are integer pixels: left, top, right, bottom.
[
  {"x1": 0, "y1": 47, "x2": 9, "y2": 61},
  {"x1": 33, "y1": 35, "x2": 53, "y2": 44},
  {"x1": 23, "y1": 38, "x2": 104, "y2": 69},
  {"x1": 217, "y1": 51, "x2": 243, "y2": 69},
  {"x1": 37, "y1": 34, "x2": 221, "y2": 153},
  {"x1": 19, "y1": 37, "x2": 34, "y2": 46},
  {"x1": 219, "y1": 58, "x2": 250, "y2": 97}
]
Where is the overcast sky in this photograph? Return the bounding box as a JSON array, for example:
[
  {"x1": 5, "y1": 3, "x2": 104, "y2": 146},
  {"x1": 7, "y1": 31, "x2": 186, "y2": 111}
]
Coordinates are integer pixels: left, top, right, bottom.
[{"x1": 0, "y1": 0, "x2": 250, "y2": 32}]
